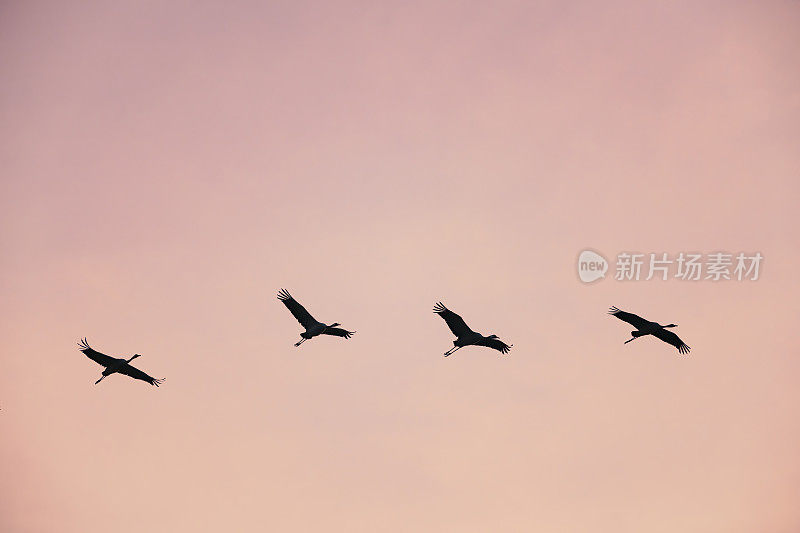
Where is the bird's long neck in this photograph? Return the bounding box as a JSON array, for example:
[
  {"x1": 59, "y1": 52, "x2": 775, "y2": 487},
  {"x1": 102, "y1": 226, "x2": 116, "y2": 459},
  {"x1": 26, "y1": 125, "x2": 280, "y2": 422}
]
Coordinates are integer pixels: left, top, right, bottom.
[{"x1": 126, "y1": 355, "x2": 138, "y2": 363}]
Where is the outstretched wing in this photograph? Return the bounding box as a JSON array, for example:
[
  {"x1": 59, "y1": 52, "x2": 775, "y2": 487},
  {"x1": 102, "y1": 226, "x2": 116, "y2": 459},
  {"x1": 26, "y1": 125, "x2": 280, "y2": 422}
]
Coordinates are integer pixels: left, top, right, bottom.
[
  {"x1": 608, "y1": 306, "x2": 650, "y2": 329},
  {"x1": 117, "y1": 364, "x2": 165, "y2": 386},
  {"x1": 652, "y1": 329, "x2": 691, "y2": 355},
  {"x1": 78, "y1": 338, "x2": 117, "y2": 367},
  {"x1": 322, "y1": 328, "x2": 355, "y2": 339},
  {"x1": 433, "y1": 302, "x2": 474, "y2": 337},
  {"x1": 477, "y1": 337, "x2": 513, "y2": 354},
  {"x1": 277, "y1": 289, "x2": 318, "y2": 329}
]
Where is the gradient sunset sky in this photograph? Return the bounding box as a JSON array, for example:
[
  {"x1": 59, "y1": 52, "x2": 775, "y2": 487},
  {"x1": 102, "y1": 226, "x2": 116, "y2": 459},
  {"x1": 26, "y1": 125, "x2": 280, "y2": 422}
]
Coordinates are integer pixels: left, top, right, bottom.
[{"x1": 1, "y1": 1, "x2": 799, "y2": 532}]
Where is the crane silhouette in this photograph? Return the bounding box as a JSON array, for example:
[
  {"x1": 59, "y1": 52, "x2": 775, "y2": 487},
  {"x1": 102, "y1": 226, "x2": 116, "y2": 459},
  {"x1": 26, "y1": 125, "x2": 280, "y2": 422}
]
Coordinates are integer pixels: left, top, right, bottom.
[
  {"x1": 78, "y1": 338, "x2": 165, "y2": 386},
  {"x1": 608, "y1": 306, "x2": 690, "y2": 354},
  {"x1": 278, "y1": 289, "x2": 355, "y2": 347},
  {"x1": 433, "y1": 302, "x2": 512, "y2": 357}
]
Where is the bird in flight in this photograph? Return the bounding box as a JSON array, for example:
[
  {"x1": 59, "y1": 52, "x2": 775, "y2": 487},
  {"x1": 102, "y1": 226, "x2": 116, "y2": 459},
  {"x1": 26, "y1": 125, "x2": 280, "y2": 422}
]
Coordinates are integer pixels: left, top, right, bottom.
[
  {"x1": 78, "y1": 338, "x2": 165, "y2": 386},
  {"x1": 608, "y1": 306, "x2": 690, "y2": 355},
  {"x1": 433, "y1": 302, "x2": 512, "y2": 357},
  {"x1": 277, "y1": 289, "x2": 355, "y2": 347}
]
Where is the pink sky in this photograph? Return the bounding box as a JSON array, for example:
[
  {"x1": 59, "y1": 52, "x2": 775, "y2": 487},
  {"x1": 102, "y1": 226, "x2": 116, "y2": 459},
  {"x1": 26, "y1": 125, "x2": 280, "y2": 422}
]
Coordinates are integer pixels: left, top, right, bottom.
[{"x1": 1, "y1": 1, "x2": 799, "y2": 531}]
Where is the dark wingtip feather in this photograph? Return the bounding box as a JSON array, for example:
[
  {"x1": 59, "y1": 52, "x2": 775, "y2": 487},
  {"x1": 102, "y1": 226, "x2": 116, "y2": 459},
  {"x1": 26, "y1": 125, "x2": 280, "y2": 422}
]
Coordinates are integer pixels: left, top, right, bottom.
[
  {"x1": 608, "y1": 306, "x2": 620, "y2": 315},
  {"x1": 277, "y1": 289, "x2": 292, "y2": 301}
]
